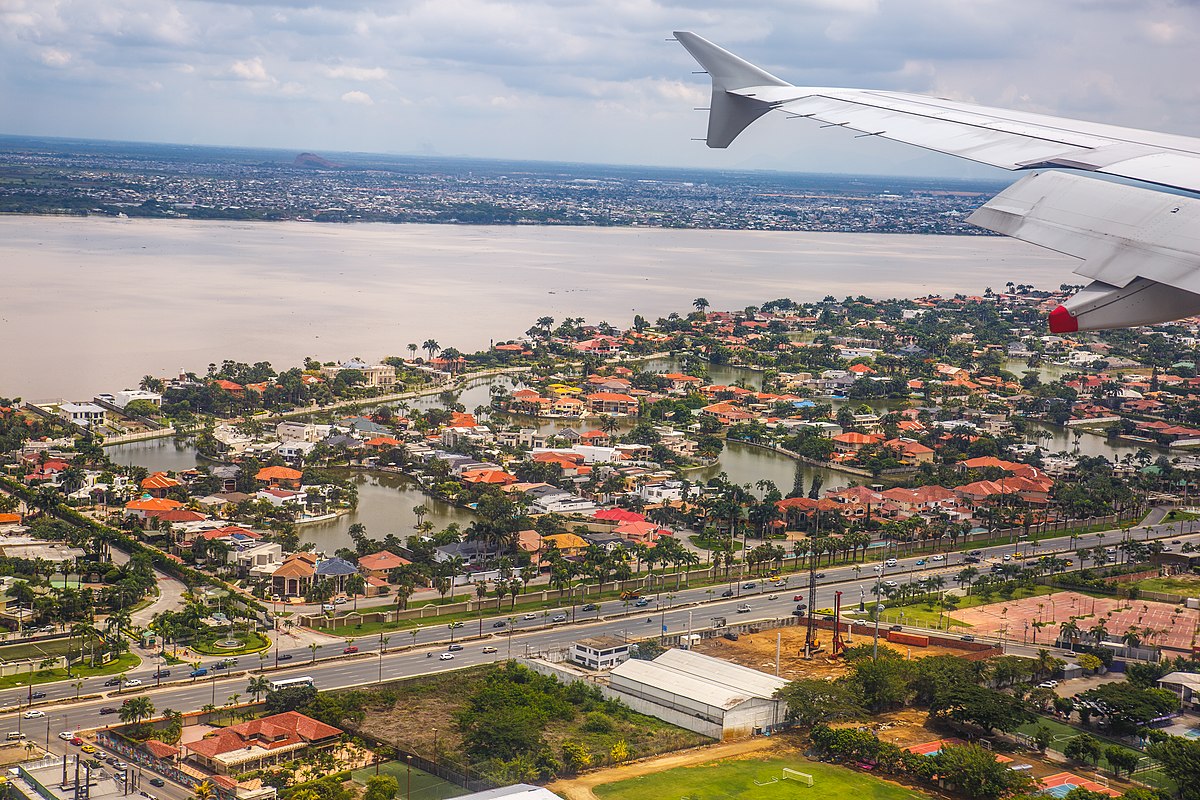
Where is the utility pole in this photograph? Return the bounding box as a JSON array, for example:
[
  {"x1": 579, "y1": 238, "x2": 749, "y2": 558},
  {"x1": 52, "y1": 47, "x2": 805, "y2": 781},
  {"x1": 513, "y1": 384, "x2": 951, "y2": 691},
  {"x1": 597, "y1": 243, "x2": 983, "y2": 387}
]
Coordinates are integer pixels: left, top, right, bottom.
[{"x1": 873, "y1": 565, "x2": 885, "y2": 660}]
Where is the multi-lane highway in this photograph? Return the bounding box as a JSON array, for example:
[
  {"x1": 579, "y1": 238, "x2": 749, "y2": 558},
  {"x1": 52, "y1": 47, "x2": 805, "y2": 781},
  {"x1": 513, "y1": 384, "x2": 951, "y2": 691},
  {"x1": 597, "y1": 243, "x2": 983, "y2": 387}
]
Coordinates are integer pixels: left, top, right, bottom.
[
  {"x1": 9, "y1": 512, "x2": 1195, "y2": 712},
  {"x1": 2, "y1": 512, "x2": 1195, "y2": 796}
]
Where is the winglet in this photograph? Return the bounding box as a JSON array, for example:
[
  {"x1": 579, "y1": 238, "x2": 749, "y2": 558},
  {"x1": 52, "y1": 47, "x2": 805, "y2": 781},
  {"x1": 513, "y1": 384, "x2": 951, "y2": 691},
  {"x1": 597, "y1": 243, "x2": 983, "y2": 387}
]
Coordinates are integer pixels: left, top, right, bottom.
[{"x1": 673, "y1": 31, "x2": 792, "y2": 148}]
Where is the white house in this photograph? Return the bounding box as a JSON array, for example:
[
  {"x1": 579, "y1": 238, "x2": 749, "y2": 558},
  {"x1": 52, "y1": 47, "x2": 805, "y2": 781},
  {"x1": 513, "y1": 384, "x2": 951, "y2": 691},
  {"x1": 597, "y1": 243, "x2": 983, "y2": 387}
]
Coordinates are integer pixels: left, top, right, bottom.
[
  {"x1": 571, "y1": 635, "x2": 631, "y2": 670},
  {"x1": 58, "y1": 403, "x2": 107, "y2": 428},
  {"x1": 112, "y1": 389, "x2": 162, "y2": 409}
]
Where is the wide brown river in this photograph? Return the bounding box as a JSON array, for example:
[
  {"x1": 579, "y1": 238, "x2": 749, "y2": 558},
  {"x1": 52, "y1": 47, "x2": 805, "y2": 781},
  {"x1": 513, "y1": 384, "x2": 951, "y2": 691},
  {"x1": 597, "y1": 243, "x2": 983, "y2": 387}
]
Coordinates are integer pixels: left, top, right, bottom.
[{"x1": 1, "y1": 216, "x2": 1076, "y2": 400}]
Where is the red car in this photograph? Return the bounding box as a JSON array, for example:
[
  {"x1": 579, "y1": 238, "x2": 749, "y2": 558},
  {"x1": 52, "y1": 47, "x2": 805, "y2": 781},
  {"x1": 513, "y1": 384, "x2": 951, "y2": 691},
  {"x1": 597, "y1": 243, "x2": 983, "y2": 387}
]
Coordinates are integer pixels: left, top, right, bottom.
[
  {"x1": 793, "y1": 594, "x2": 805, "y2": 602},
  {"x1": 70, "y1": 737, "x2": 83, "y2": 747},
  {"x1": 343, "y1": 646, "x2": 358, "y2": 654}
]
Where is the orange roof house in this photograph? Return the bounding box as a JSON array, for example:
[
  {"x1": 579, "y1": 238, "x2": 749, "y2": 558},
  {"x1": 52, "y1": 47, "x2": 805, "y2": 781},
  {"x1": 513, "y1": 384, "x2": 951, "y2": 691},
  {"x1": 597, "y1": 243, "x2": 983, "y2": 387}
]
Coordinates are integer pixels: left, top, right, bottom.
[
  {"x1": 831, "y1": 432, "x2": 884, "y2": 453},
  {"x1": 140, "y1": 472, "x2": 181, "y2": 497},
  {"x1": 185, "y1": 711, "x2": 341, "y2": 775},
  {"x1": 585, "y1": 392, "x2": 639, "y2": 415},
  {"x1": 364, "y1": 436, "x2": 402, "y2": 449},
  {"x1": 882, "y1": 438, "x2": 935, "y2": 465},
  {"x1": 255, "y1": 466, "x2": 303, "y2": 489},
  {"x1": 124, "y1": 497, "x2": 185, "y2": 520},
  {"x1": 357, "y1": 550, "x2": 411, "y2": 579},
  {"x1": 461, "y1": 469, "x2": 518, "y2": 486},
  {"x1": 271, "y1": 553, "x2": 318, "y2": 598}
]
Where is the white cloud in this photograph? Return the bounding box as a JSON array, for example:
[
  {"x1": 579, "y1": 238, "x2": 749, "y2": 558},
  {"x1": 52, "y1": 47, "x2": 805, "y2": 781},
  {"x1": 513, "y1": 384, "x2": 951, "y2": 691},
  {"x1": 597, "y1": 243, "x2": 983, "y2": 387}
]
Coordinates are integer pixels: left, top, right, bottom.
[
  {"x1": 324, "y1": 65, "x2": 388, "y2": 81},
  {"x1": 230, "y1": 57, "x2": 271, "y2": 82},
  {"x1": 38, "y1": 48, "x2": 71, "y2": 68},
  {"x1": 0, "y1": 0, "x2": 1196, "y2": 174}
]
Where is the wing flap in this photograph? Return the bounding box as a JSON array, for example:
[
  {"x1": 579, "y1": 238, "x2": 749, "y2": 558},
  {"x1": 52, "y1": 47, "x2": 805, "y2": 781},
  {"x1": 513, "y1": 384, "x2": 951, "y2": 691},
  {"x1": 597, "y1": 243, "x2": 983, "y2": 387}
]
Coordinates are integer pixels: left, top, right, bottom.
[{"x1": 967, "y1": 171, "x2": 1200, "y2": 295}]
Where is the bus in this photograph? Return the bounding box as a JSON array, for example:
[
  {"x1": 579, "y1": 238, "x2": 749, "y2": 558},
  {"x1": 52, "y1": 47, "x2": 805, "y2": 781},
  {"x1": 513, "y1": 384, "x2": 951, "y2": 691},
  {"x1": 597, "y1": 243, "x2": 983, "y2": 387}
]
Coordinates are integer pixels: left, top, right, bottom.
[{"x1": 268, "y1": 676, "x2": 314, "y2": 692}]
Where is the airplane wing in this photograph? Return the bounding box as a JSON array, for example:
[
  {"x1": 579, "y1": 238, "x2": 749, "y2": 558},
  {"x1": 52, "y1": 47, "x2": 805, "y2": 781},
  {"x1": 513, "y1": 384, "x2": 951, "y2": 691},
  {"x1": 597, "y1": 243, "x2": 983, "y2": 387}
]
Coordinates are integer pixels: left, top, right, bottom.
[{"x1": 673, "y1": 30, "x2": 1200, "y2": 333}]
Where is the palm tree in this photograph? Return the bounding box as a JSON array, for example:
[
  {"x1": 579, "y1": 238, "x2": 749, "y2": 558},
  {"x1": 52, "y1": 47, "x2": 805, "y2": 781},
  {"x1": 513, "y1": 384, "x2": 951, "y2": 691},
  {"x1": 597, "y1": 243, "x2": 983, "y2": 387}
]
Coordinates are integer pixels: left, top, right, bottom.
[
  {"x1": 412, "y1": 505, "x2": 429, "y2": 529},
  {"x1": 193, "y1": 780, "x2": 217, "y2": 800},
  {"x1": 692, "y1": 298, "x2": 710, "y2": 313},
  {"x1": 1059, "y1": 619, "x2": 1082, "y2": 647},
  {"x1": 407, "y1": 343, "x2": 418, "y2": 362},
  {"x1": 246, "y1": 675, "x2": 271, "y2": 702},
  {"x1": 422, "y1": 339, "x2": 441, "y2": 361},
  {"x1": 308, "y1": 642, "x2": 321, "y2": 663},
  {"x1": 119, "y1": 696, "x2": 154, "y2": 726},
  {"x1": 345, "y1": 574, "x2": 367, "y2": 611}
]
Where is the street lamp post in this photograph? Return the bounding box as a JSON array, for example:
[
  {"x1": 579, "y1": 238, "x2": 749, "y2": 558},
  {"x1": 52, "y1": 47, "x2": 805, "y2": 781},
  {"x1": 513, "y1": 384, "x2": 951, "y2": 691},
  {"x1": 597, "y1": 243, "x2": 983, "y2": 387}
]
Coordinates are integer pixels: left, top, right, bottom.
[{"x1": 872, "y1": 565, "x2": 885, "y2": 660}]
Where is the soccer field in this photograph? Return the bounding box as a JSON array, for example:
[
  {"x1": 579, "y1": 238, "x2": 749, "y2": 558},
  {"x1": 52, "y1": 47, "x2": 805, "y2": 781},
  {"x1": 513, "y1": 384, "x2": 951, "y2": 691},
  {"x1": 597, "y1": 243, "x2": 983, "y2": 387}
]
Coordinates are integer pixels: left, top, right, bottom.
[
  {"x1": 593, "y1": 754, "x2": 929, "y2": 800},
  {"x1": 0, "y1": 638, "x2": 76, "y2": 664}
]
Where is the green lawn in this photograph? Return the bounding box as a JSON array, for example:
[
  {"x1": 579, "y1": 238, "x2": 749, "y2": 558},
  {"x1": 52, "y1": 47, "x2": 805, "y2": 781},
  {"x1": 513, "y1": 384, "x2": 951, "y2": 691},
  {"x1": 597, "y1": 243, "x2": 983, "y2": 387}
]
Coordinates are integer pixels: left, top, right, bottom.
[
  {"x1": 190, "y1": 631, "x2": 271, "y2": 656},
  {"x1": 1129, "y1": 576, "x2": 1200, "y2": 596},
  {"x1": 0, "y1": 652, "x2": 141, "y2": 690},
  {"x1": 593, "y1": 753, "x2": 929, "y2": 800},
  {"x1": 849, "y1": 585, "x2": 1064, "y2": 630}
]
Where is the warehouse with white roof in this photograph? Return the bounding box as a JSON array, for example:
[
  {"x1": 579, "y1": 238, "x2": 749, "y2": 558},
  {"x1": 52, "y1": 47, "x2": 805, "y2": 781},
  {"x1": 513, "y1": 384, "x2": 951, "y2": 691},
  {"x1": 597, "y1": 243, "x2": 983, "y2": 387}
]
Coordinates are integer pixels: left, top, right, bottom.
[{"x1": 607, "y1": 648, "x2": 788, "y2": 739}]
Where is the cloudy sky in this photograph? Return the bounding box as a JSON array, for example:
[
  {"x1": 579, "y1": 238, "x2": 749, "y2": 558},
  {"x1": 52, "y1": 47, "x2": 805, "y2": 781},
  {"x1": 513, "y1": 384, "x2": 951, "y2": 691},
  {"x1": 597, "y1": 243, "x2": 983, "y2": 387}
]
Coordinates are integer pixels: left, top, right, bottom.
[{"x1": 2, "y1": 0, "x2": 1198, "y2": 176}]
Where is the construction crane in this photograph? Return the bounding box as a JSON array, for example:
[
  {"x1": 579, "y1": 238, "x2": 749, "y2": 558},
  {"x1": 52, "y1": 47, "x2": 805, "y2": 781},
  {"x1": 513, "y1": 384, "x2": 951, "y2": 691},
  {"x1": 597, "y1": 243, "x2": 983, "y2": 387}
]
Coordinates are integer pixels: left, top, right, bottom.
[
  {"x1": 832, "y1": 590, "x2": 846, "y2": 656},
  {"x1": 803, "y1": 556, "x2": 819, "y2": 658}
]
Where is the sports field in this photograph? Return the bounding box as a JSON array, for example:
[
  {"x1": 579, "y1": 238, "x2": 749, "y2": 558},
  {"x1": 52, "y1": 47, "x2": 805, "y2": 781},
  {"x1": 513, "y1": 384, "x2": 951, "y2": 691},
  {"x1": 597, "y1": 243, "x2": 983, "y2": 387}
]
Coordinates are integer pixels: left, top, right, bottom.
[
  {"x1": 593, "y1": 754, "x2": 929, "y2": 800},
  {"x1": 0, "y1": 638, "x2": 77, "y2": 663},
  {"x1": 351, "y1": 761, "x2": 464, "y2": 800},
  {"x1": 1015, "y1": 716, "x2": 1173, "y2": 791}
]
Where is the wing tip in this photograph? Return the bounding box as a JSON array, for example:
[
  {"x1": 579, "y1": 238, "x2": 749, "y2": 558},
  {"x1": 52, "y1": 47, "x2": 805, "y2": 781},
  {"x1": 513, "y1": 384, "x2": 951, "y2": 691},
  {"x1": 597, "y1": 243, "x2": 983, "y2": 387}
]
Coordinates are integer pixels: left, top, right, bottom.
[{"x1": 1048, "y1": 305, "x2": 1079, "y2": 334}]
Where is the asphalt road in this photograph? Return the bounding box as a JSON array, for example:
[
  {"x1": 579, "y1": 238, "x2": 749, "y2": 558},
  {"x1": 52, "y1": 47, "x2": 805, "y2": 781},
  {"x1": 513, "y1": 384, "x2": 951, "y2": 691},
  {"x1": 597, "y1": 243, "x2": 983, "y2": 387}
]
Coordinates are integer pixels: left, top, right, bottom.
[{"x1": 1, "y1": 512, "x2": 1194, "y2": 798}]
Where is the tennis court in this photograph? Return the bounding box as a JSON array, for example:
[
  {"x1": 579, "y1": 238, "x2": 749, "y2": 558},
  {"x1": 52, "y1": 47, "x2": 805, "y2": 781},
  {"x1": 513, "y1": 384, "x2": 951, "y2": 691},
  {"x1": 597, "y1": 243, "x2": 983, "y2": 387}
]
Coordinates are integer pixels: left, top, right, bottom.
[
  {"x1": 905, "y1": 739, "x2": 1012, "y2": 763},
  {"x1": 1040, "y1": 772, "x2": 1121, "y2": 798},
  {"x1": 0, "y1": 638, "x2": 77, "y2": 664},
  {"x1": 952, "y1": 592, "x2": 1199, "y2": 651}
]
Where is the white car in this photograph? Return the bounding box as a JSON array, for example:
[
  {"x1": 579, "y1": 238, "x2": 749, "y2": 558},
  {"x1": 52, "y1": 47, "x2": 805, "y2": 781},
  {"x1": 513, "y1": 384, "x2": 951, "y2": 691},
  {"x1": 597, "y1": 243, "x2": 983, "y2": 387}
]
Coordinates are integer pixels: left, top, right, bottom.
[
  {"x1": 58, "y1": 731, "x2": 75, "y2": 741},
  {"x1": 23, "y1": 710, "x2": 45, "y2": 719},
  {"x1": 1038, "y1": 680, "x2": 1059, "y2": 689},
  {"x1": 885, "y1": 558, "x2": 898, "y2": 567},
  {"x1": 438, "y1": 652, "x2": 454, "y2": 661},
  {"x1": 123, "y1": 679, "x2": 142, "y2": 687},
  {"x1": 1003, "y1": 554, "x2": 1012, "y2": 561},
  {"x1": 931, "y1": 554, "x2": 946, "y2": 562},
  {"x1": 523, "y1": 613, "x2": 537, "y2": 620},
  {"x1": 883, "y1": 580, "x2": 899, "y2": 589}
]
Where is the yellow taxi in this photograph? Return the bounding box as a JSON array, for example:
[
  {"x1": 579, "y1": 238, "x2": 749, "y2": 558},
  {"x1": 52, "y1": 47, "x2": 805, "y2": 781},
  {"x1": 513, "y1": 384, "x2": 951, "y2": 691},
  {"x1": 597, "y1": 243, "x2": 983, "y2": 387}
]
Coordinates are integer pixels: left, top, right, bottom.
[{"x1": 80, "y1": 744, "x2": 96, "y2": 754}]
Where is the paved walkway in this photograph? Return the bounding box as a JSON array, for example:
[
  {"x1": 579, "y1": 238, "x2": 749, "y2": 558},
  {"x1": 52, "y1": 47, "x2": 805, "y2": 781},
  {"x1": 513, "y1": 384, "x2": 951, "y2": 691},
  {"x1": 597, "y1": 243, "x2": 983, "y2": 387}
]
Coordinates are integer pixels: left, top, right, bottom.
[{"x1": 109, "y1": 547, "x2": 187, "y2": 629}]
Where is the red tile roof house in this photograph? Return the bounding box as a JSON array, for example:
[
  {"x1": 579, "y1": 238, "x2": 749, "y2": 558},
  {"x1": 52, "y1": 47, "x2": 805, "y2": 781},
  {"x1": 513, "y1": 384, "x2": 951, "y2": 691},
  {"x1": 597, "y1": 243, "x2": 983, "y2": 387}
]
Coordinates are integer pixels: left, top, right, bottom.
[
  {"x1": 140, "y1": 472, "x2": 182, "y2": 497},
  {"x1": 184, "y1": 711, "x2": 341, "y2": 775},
  {"x1": 124, "y1": 497, "x2": 185, "y2": 521},
  {"x1": 255, "y1": 466, "x2": 303, "y2": 489},
  {"x1": 586, "y1": 392, "x2": 639, "y2": 415},
  {"x1": 357, "y1": 550, "x2": 411, "y2": 581}
]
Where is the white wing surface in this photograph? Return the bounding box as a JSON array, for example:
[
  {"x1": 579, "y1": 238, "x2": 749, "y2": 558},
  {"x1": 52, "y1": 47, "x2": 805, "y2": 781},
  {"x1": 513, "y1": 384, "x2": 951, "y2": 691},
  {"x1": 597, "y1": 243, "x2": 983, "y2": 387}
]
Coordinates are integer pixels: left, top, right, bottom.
[{"x1": 674, "y1": 31, "x2": 1200, "y2": 332}]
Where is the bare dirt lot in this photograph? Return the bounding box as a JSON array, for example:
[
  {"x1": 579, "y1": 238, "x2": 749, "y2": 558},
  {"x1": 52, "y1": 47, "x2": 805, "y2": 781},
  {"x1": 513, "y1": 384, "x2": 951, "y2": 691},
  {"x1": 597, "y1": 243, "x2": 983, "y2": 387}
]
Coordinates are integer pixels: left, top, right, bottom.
[{"x1": 691, "y1": 626, "x2": 968, "y2": 681}]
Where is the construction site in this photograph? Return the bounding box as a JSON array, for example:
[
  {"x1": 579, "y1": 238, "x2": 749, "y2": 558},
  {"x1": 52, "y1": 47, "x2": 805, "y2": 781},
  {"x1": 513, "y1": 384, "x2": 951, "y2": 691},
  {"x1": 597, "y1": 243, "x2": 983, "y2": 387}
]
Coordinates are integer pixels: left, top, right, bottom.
[{"x1": 693, "y1": 585, "x2": 999, "y2": 681}]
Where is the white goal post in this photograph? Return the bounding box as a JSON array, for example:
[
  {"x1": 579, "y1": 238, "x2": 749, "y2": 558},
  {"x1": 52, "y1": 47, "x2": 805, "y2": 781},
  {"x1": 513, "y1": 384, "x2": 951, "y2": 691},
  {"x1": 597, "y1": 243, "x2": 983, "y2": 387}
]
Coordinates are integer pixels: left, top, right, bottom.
[{"x1": 782, "y1": 768, "x2": 813, "y2": 786}]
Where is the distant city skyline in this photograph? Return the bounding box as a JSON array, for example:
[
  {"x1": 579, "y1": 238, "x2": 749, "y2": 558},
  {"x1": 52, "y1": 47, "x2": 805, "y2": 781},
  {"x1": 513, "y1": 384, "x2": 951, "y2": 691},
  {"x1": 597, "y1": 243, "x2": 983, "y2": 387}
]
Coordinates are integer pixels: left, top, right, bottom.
[{"x1": 1, "y1": 1, "x2": 1195, "y2": 178}]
